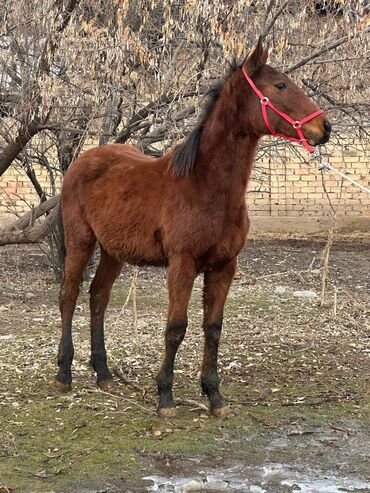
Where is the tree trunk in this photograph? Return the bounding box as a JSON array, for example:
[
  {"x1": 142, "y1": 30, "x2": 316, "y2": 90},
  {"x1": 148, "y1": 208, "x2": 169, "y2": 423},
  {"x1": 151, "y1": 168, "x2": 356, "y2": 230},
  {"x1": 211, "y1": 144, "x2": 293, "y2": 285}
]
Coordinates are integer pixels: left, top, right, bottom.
[{"x1": 0, "y1": 118, "x2": 40, "y2": 176}]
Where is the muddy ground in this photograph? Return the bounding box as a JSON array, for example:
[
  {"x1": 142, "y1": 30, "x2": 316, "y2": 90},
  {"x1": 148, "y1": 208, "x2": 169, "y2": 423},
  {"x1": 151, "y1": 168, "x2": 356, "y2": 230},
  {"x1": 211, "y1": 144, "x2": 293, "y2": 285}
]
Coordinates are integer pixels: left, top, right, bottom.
[{"x1": 0, "y1": 235, "x2": 369, "y2": 493}]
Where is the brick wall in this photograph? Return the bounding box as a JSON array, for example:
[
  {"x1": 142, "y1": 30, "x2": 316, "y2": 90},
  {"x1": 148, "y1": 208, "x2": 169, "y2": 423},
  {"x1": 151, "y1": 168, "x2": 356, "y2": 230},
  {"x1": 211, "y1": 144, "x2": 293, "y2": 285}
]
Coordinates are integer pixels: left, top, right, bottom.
[
  {"x1": 0, "y1": 139, "x2": 369, "y2": 228},
  {"x1": 0, "y1": 165, "x2": 61, "y2": 217},
  {"x1": 248, "y1": 140, "x2": 369, "y2": 219}
]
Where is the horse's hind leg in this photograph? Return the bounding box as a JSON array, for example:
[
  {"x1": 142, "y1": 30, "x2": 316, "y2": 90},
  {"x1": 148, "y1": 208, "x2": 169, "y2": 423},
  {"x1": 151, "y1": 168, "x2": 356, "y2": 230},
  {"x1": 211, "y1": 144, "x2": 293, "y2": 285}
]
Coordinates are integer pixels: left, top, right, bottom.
[
  {"x1": 54, "y1": 234, "x2": 95, "y2": 391},
  {"x1": 201, "y1": 258, "x2": 236, "y2": 417},
  {"x1": 89, "y1": 248, "x2": 123, "y2": 390},
  {"x1": 157, "y1": 255, "x2": 197, "y2": 418}
]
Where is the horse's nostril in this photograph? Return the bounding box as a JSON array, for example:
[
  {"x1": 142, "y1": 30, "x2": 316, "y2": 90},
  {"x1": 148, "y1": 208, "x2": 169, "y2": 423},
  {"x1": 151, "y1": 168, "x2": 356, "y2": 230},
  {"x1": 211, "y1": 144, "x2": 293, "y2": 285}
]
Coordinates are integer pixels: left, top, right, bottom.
[{"x1": 323, "y1": 120, "x2": 331, "y2": 134}]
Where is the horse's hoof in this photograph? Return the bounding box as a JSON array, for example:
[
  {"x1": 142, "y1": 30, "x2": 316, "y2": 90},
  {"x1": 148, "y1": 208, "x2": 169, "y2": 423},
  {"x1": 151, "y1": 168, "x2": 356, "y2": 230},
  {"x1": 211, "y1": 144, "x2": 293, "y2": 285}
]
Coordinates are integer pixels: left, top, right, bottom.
[
  {"x1": 97, "y1": 377, "x2": 114, "y2": 391},
  {"x1": 211, "y1": 405, "x2": 231, "y2": 418},
  {"x1": 53, "y1": 379, "x2": 72, "y2": 392},
  {"x1": 158, "y1": 407, "x2": 177, "y2": 419}
]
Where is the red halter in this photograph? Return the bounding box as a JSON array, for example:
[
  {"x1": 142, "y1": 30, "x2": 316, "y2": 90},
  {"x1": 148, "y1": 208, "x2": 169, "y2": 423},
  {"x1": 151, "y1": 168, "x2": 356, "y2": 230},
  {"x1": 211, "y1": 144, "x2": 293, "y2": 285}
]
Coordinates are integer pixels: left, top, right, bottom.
[{"x1": 242, "y1": 67, "x2": 324, "y2": 154}]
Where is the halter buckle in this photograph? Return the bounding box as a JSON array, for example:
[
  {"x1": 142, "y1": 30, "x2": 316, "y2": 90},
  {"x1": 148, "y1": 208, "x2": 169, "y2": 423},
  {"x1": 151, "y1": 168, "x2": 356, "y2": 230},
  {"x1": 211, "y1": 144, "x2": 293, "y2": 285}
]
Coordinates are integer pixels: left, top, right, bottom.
[
  {"x1": 261, "y1": 97, "x2": 269, "y2": 105},
  {"x1": 293, "y1": 121, "x2": 301, "y2": 129}
]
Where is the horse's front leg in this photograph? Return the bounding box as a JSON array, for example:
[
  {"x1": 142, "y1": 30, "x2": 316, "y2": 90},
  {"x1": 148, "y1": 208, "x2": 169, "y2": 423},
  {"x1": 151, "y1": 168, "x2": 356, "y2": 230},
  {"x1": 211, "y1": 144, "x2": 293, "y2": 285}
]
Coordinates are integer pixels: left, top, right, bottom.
[
  {"x1": 201, "y1": 258, "x2": 237, "y2": 416},
  {"x1": 157, "y1": 255, "x2": 197, "y2": 418}
]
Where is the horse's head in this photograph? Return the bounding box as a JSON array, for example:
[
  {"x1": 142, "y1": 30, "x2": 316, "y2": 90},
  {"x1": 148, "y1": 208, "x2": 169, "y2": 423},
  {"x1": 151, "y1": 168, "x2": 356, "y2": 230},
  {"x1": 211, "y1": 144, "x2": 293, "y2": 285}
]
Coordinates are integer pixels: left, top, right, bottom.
[{"x1": 241, "y1": 39, "x2": 331, "y2": 150}]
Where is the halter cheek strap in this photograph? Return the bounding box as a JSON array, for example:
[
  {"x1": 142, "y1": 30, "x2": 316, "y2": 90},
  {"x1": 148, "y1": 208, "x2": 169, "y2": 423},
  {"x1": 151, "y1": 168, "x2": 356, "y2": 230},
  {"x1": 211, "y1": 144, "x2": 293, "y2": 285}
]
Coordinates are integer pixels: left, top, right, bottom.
[{"x1": 242, "y1": 67, "x2": 324, "y2": 154}]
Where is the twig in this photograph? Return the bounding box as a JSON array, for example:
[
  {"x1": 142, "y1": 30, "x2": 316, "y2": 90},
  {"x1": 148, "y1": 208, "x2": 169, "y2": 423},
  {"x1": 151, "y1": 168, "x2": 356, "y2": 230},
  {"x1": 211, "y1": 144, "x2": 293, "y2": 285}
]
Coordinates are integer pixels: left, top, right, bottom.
[
  {"x1": 320, "y1": 169, "x2": 337, "y2": 217},
  {"x1": 161, "y1": 39, "x2": 186, "y2": 94},
  {"x1": 286, "y1": 27, "x2": 369, "y2": 73},
  {"x1": 320, "y1": 226, "x2": 334, "y2": 307},
  {"x1": 261, "y1": 0, "x2": 276, "y2": 34},
  {"x1": 113, "y1": 366, "x2": 150, "y2": 395},
  {"x1": 176, "y1": 398, "x2": 209, "y2": 412},
  {"x1": 333, "y1": 286, "x2": 338, "y2": 318},
  {"x1": 261, "y1": 0, "x2": 292, "y2": 39},
  {"x1": 132, "y1": 266, "x2": 139, "y2": 344},
  {"x1": 112, "y1": 266, "x2": 139, "y2": 331},
  {"x1": 281, "y1": 395, "x2": 355, "y2": 407},
  {"x1": 328, "y1": 422, "x2": 350, "y2": 434},
  {"x1": 95, "y1": 389, "x2": 157, "y2": 416},
  {"x1": 308, "y1": 255, "x2": 316, "y2": 270},
  {"x1": 339, "y1": 288, "x2": 370, "y2": 313},
  {"x1": 0, "y1": 486, "x2": 13, "y2": 493}
]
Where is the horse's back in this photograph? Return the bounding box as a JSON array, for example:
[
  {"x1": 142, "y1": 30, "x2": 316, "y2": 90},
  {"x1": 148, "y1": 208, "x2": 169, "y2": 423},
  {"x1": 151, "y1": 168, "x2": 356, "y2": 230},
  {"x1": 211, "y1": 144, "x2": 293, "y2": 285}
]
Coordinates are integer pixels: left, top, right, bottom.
[
  {"x1": 63, "y1": 144, "x2": 153, "y2": 182},
  {"x1": 61, "y1": 143, "x2": 169, "y2": 265}
]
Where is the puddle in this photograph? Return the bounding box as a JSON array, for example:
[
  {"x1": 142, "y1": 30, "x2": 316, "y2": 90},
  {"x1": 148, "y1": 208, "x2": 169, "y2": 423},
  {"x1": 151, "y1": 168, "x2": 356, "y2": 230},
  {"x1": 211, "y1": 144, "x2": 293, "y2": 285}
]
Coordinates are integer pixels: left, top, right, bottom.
[{"x1": 143, "y1": 463, "x2": 370, "y2": 492}]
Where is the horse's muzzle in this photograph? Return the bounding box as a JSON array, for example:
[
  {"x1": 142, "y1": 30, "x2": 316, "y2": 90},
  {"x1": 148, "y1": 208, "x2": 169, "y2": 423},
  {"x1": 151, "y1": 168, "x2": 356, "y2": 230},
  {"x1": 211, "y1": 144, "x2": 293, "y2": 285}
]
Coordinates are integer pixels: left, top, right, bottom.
[
  {"x1": 319, "y1": 120, "x2": 332, "y2": 144},
  {"x1": 308, "y1": 120, "x2": 331, "y2": 146}
]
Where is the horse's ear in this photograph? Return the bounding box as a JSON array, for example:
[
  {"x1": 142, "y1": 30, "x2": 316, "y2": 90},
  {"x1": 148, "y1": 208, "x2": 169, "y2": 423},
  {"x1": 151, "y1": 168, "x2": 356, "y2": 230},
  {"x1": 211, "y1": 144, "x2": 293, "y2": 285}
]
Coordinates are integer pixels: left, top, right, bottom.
[{"x1": 243, "y1": 37, "x2": 268, "y2": 75}]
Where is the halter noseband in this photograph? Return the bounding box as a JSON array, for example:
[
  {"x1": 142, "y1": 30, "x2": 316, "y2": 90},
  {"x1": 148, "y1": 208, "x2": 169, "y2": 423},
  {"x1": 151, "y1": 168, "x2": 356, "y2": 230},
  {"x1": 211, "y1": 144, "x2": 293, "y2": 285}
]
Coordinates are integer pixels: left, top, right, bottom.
[{"x1": 242, "y1": 67, "x2": 324, "y2": 154}]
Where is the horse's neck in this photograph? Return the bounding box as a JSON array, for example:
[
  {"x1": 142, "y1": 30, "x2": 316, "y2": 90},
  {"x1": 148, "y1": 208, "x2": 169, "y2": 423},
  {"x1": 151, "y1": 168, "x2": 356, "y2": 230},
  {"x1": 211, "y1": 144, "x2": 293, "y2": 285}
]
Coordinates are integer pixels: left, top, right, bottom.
[
  {"x1": 196, "y1": 126, "x2": 259, "y2": 202},
  {"x1": 195, "y1": 77, "x2": 259, "y2": 201}
]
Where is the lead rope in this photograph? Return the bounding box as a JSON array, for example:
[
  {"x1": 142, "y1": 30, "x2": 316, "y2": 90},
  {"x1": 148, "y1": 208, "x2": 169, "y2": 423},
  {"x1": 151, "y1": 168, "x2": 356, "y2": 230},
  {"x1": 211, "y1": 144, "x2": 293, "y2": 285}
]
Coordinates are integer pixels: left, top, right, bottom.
[{"x1": 311, "y1": 148, "x2": 370, "y2": 195}]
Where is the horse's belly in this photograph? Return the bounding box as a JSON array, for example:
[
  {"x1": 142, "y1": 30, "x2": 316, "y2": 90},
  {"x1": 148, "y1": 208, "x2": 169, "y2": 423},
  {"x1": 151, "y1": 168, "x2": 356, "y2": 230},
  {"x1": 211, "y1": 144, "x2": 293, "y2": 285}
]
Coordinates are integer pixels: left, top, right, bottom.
[
  {"x1": 103, "y1": 235, "x2": 168, "y2": 266},
  {"x1": 92, "y1": 214, "x2": 168, "y2": 266}
]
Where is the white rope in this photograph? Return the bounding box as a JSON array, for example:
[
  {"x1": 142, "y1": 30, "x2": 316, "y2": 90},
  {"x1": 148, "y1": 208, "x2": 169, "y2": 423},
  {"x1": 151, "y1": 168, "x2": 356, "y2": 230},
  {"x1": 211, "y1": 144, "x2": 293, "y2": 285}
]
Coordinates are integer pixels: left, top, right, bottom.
[{"x1": 311, "y1": 149, "x2": 370, "y2": 195}]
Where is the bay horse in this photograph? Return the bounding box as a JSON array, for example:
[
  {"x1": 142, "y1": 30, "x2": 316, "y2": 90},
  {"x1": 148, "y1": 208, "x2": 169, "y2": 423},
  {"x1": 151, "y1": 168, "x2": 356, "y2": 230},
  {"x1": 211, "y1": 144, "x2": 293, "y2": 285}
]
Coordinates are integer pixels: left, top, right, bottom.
[{"x1": 54, "y1": 39, "x2": 331, "y2": 417}]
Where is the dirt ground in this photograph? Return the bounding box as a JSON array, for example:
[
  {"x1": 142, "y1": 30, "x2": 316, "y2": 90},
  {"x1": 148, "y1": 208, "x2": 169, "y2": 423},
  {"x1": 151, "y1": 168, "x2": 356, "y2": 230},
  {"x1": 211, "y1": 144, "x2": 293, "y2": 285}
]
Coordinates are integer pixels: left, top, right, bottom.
[{"x1": 0, "y1": 234, "x2": 369, "y2": 493}]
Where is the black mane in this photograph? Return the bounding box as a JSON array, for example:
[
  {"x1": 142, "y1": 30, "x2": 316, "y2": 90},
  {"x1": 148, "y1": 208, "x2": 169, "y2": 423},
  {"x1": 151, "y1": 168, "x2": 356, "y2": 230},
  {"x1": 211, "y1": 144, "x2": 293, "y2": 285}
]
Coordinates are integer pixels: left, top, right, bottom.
[{"x1": 171, "y1": 61, "x2": 239, "y2": 177}]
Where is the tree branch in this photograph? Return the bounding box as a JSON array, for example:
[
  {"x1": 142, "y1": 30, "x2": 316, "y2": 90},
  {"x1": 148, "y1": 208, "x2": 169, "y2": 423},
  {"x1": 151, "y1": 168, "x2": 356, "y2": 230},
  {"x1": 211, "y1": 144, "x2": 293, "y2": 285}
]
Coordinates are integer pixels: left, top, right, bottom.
[
  {"x1": 261, "y1": 0, "x2": 292, "y2": 40},
  {"x1": 114, "y1": 91, "x2": 197, "y2": 144},
  {"x1": 0, "y1": 195, "x2": 60, "y2": 246},
  {"x1": 0, "y1": 117, "x2": 41, "y2": 176},
  {"x1": 286, "y1": 27, "x2": 369, "y2": 73}
]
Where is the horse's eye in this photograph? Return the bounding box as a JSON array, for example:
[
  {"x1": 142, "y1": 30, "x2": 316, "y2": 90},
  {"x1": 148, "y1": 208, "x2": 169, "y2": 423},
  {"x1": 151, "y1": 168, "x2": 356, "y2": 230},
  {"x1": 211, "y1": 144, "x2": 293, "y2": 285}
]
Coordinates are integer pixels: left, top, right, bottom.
[{"x1": 275, "y1": 82, "x2": 286, "y2": 90}]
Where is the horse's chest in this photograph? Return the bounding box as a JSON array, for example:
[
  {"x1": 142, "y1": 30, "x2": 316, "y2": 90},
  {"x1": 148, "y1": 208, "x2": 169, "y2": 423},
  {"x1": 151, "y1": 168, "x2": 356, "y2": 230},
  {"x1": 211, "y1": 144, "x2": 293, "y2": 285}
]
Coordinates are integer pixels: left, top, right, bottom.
[
  {"x1": 164, "y1": 201, "x2": 248, "y2": 270},
  {"x1": 197, "y1": 218, "x2": 248, "y2": 272}
]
